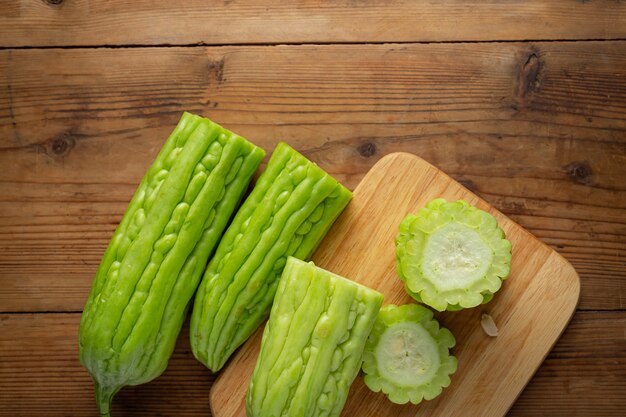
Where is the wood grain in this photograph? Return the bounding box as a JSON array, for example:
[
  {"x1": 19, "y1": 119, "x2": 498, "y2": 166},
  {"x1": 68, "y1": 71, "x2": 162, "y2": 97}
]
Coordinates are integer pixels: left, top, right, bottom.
[
  {"x1": 1, "y1": 1, "x2": 624, "y2": 415},
  {"x1": 2, "y1": 0, "x2": 626, "y2": 47},
  {"x1": 1, "y1": 291, "x2": 622, "y2": 415},
  {"x1": 212, "y1": 152, "x2": 581, "y2": 417},
  {"x1": 1, "y1": 43, "x2": 625, "y2": 313},
  {"x1": 0, "y1": 313, "x2": 215, "y2": 416},
  {"x1": 510, "y1": 311, "x2": 626, "y2": 417}
]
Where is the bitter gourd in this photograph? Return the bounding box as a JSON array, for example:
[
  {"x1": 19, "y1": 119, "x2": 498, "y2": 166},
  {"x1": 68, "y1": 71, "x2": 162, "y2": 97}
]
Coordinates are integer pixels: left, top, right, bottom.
[
  {"x1": 190, "y1": 142, "x2": 352, "y2": 372},
  {"x1": 361, "y1": 304, "x2": 457, "y2": 405},
  {"x1": 396, "y1": 199, "x2": 512, "y2": 311},
  {"x1": 79, "y1": 112, "x2": 264, "y2": 416},
  {"x1": 247, "y1": 257, "x2": 384, "y2": 417}
]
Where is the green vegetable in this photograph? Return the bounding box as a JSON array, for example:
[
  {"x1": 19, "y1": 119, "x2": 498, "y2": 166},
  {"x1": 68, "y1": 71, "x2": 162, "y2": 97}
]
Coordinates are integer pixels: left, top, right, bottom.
[
  {"x1": 362, "y1": 304, "x2": 457, "y2": 405},
  {"x1": 396, "y1": 198, "x2": 512, "y2": 311},
  {"x1": 247, "y1": 257, "x2": 384, "y2": 417},
  {"x1": 190, "y1": 142, "x2": 352, "y2": 372},
  {"x1": 79, "y1": 112, "x2": 264, "y2": 416}
]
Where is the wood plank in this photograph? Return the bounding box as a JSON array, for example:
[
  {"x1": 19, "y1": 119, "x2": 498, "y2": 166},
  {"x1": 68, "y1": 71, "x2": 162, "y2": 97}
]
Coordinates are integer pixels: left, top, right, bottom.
[
  {"x1": 0, "y1": 311, "x2": 623, "y2": 416},
  {"x1": 1, "y1": 42, "x2": 625, "y2": 313},
  {"x1": 0, "y1": 313, "x2": 214, "y2": 416},
  {"x1": 1, "y1": 1, "x2": 626, "y2": 47},
  {"x1": 510, "y1": 311, "x2": 626, "y2": 417},
  {"x1": 212, "y1": 152, "x2": 581, "y2": 417}
]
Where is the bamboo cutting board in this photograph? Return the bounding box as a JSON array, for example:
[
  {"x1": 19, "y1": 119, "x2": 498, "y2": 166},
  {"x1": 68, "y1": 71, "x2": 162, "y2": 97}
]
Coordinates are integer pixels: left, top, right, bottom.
[{"x1": 210, "y1": 152, "x2": 580, "y2": 417}]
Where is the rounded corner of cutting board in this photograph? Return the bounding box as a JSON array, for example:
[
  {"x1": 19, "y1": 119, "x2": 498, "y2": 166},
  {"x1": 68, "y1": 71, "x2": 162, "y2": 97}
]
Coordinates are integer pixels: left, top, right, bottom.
[
  {"x1": 549, "y1": 250, "x2": 582, "y2": 315},
  {"x1": 374, "y1": 152, "x2": 433, "y2": 169}
]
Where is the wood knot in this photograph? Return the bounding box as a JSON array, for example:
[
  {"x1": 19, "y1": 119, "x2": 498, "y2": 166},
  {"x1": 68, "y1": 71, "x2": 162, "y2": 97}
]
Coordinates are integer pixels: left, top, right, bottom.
[
  {"x1": 44, "y1": 0, "x2": 64, "y2": 6},
  {"x1": 357, "y1": 142, "x2": 377, "y2": 158},
  {"x1": 207, "y1": 58, "x2": 225, "y2": 85},
  {"x1": 520, "y1": 53, "x2": 541, "y2": 94},
  {"x1": 48, "y1": 134, "x2": 75, "y2": 157},
  {"x1": 565, "y1": 161, "x2": 594, "y2": 186},
  {"x1": 513, "y1": 50, "x2": 543, "y2": 111}
]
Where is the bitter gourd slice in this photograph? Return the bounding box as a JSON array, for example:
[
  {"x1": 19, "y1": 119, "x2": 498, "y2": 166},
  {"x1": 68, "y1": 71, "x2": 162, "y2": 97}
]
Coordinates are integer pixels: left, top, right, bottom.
[
  {"x1": 78, "y1": 112, "x2": 264, "y2": 416},
  {"x1": 247, "y1": 257, "x2": 384, "y2": 417},
  {"x1": 362, "y1": 304, "x2": 457, "y2": 405},
  {"x1": 190, "y1": 142, "x2": 352, "y2": 372},
  {"x1": 396, "y1": 198, "x2": 512, "y2": 311}
]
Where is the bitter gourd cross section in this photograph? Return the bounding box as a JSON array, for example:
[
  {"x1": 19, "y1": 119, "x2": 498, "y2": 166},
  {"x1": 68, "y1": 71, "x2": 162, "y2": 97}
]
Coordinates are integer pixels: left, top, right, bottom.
[
  {"x1": 78, "y1": 112, "x2": 264, "y2": 416},
  {"x1": 361, "y1": 304, "x2": 457, "y2": 405},
  {"x1": 190, "y1": 142, "x2": 352, "y2": 372},
  {"x1": 396, "y1": 199, "x2": 512, "y2": 311},
  {"x1": 247, "y1": 257, "x2": 384, "y2": 417}
]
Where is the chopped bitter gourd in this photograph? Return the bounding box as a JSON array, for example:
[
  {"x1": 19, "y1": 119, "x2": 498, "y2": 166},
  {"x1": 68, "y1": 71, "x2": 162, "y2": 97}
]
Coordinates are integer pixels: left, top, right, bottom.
[
  {"x1": 396, "y1": 198, "x2": 512, "y2": 311},
  {"x1": 190, "y1": 142, "x2": 353, "y2": 372},
  {"x1": 78, "y1": 112, "x2": 264, "y2": 416},
  {"x1": 362, "y1": 304, "x2": 457, "y2": 405},
  {"x1": 247, "y1": 257, "x2": 384, "y2": 417}
]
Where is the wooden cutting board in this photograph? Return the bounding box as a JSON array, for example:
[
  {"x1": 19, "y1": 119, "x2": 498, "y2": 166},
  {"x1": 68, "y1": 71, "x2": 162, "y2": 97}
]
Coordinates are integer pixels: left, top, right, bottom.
[{"x1": 210, "y1": 152, "x2": 580, "y2": 417}]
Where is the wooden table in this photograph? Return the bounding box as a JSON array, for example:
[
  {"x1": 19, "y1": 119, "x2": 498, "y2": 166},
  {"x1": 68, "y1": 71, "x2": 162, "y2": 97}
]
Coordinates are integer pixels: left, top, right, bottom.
[{"x1": 1, "y1": 1, "x2": 624, "y2": 416}]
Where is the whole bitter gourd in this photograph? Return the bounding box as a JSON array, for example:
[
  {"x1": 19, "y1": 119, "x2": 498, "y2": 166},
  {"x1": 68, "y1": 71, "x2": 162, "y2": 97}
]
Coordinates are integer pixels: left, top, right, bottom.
[
  {"x1": 247, "y1": 257, "x2": 384, "y2": 417},
  {"x1": 190, "y1": 142, "x2": 352, "y2": 372},
  {"x1": 79, "y1": 112, "x2": 264, "y2": 416}
]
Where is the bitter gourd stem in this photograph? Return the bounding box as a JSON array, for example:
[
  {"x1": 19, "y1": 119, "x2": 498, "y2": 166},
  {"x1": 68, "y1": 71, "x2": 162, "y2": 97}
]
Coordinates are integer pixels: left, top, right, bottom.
[{"x1": 94, "y1": 383, "x2": 117, "y2": 417}]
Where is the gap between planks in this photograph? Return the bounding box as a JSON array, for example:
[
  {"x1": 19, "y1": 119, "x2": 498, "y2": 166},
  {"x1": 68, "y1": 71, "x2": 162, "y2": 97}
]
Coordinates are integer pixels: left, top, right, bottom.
[{"x1": 2, "y1": 38, "x2": 626, "y2": 51}]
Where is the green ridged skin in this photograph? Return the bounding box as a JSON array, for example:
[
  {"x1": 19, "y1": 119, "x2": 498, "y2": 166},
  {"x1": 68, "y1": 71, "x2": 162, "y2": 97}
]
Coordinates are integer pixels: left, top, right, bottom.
[
  {"x1": 362, "y1": 304, "x2": 457, "y2": 405},
  {"x1": 247, "y1": 257, "x2": 384, "y2": 417},
  {"x1": 78, "y1": 112, "x2": 264, "y2": 416},
  {"x1": 190, "y1": 142, "x2": 353, "y2": 372},
  {"x1": 396, "y1": 199, "x2": 512, "y2": 311}
]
